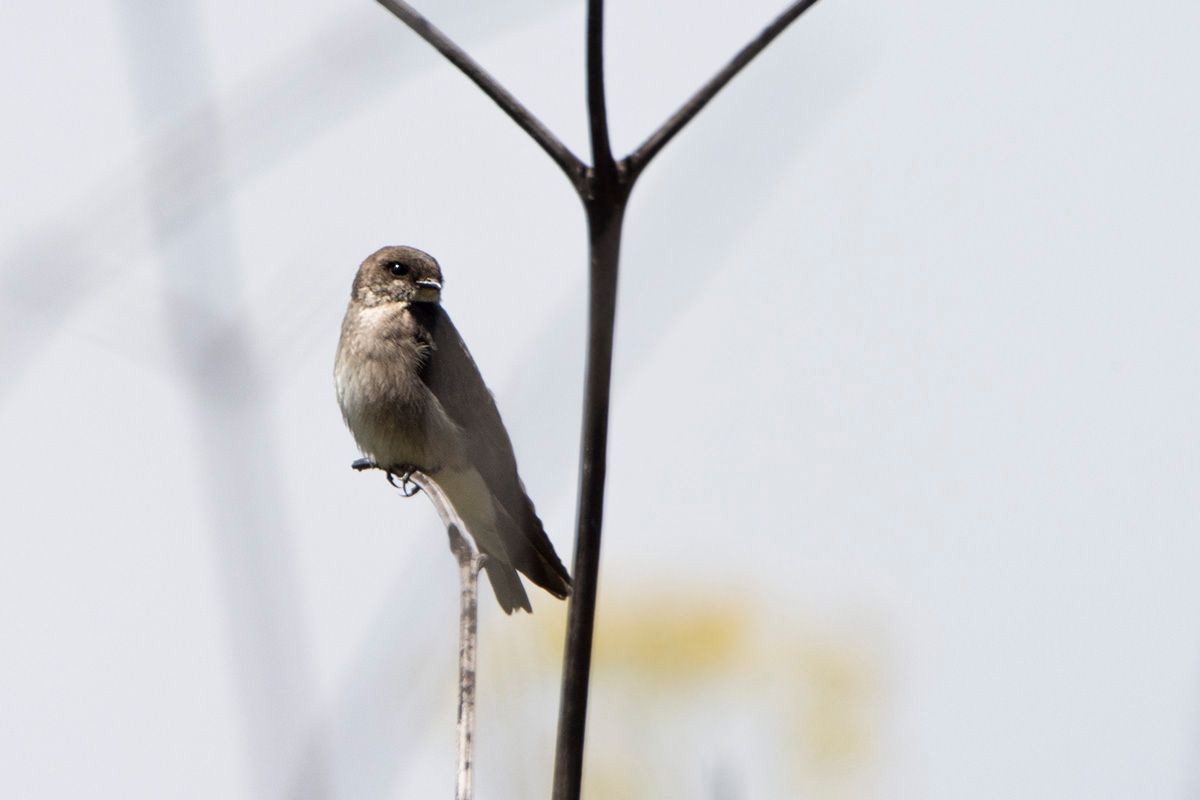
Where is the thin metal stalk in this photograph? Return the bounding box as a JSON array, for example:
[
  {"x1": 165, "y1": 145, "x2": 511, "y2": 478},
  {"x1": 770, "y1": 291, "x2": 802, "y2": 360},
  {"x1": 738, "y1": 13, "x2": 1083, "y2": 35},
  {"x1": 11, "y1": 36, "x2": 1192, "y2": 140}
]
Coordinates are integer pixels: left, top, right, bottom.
[{"x1": 552, "y1": 198, "x2": 626, "y2": 800}]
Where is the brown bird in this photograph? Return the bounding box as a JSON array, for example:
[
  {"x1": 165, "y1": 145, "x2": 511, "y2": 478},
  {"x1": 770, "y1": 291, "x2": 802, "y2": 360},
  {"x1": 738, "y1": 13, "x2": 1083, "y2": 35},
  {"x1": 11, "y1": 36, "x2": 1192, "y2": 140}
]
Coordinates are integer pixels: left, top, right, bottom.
[{"x1": 334, "y1": 245, "x2": 571, "y2": 612}]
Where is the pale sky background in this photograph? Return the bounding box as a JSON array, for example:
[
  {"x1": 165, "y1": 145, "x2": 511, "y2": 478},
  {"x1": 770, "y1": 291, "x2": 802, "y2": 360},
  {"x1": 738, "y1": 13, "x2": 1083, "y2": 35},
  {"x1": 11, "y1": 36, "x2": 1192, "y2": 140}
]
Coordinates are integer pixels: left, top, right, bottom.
[{"x1": 2, "y1": 1, "x2": 1199, "y2": 798}]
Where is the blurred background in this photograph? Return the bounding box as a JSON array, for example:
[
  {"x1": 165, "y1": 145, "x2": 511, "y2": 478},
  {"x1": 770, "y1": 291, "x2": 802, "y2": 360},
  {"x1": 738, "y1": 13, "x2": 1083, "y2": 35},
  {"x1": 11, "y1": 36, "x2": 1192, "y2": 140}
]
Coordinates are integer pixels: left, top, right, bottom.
[{"x1": 3, "y1": 0, "x2": 1199, "y2": 797}]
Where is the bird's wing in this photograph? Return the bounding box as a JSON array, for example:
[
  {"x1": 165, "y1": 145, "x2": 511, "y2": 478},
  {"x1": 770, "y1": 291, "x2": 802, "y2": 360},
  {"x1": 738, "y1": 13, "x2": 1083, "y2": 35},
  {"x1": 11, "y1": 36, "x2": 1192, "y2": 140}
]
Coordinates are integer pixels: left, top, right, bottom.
[{"x1": 409, "y1": 303, "x2": 571, "y2": 598}]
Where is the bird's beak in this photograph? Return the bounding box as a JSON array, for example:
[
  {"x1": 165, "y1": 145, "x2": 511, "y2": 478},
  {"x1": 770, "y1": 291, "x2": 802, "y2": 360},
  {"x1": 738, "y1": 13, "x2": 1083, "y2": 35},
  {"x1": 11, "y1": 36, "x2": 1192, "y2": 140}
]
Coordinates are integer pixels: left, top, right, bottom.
[{"x1": 415, "y1": 278, "x2": 442, "y2": 302}]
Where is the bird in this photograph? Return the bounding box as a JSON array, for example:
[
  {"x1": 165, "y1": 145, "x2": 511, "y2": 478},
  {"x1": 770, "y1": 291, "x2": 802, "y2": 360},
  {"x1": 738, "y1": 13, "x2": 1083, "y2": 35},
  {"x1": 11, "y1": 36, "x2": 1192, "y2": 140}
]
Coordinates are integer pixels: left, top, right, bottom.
[{"x1": 334, "y1": 245, "x2": 572, "y2": 613}]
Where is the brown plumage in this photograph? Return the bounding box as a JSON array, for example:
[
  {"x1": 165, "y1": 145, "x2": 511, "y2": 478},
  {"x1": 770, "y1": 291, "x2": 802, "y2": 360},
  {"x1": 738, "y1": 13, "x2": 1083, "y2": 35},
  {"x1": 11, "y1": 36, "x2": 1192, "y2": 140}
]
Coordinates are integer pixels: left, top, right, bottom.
[{"x1": 335, "y1": 245, "x2": 571, "y2": 612}]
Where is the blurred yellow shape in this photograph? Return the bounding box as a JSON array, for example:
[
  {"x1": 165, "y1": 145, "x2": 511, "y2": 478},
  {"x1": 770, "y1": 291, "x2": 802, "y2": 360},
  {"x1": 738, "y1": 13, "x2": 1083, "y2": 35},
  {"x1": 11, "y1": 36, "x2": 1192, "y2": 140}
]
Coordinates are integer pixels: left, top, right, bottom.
[
  {"x1": 498, "y1": 586, "x2": 887, "y2": 799},
  {"x1": 591, "y1": 596, "x2": 747, "y2": 681}
]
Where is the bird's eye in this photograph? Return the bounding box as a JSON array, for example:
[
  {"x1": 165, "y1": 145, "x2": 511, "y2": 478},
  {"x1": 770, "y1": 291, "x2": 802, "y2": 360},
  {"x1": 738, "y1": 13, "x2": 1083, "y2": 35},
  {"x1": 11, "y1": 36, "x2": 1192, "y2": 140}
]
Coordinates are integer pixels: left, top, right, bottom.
[{"x1": 387, "y1": 261, "x2": 410, "y2": 277}]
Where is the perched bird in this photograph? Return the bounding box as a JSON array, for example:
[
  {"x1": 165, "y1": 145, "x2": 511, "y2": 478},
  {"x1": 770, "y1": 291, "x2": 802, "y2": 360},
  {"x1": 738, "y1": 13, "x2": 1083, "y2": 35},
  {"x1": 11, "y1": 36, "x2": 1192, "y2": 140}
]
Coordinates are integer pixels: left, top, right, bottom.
[{"x1": 335, "y1": 245, "x2": 572, "y2": 613}]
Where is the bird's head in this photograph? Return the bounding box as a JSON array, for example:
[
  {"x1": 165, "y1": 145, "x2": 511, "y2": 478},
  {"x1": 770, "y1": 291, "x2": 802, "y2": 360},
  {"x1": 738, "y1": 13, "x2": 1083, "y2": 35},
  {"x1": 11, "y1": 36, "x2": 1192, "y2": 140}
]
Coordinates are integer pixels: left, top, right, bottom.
[{"x1": 352, "y1": 245, "x2": 444, "y2": 306}]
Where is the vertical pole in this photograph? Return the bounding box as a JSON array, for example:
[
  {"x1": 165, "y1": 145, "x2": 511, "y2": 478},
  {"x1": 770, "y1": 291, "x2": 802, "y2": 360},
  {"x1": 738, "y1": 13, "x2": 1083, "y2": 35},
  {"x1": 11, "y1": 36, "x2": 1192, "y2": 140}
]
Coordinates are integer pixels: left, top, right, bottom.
[{"x1": 552, "y1": 198, "x2": 626, "y2": 799}]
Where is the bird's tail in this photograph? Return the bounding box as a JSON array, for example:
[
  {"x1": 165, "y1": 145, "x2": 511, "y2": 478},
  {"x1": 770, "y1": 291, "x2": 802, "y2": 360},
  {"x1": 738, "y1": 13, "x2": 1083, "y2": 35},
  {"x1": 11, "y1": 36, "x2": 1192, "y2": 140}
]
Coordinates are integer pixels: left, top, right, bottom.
[
  {"x1": 482, "y1": 559, "x2": 532, "y2": 614},
  {"x1": 499, "y1": 503, "x2": 572, "y2": 602},
  {"x1": 481, "y1": 502, "x2": 570, "y2": 614},
  {"x1": 432, "y1": 465, "x2": 569, "y2": 613}
]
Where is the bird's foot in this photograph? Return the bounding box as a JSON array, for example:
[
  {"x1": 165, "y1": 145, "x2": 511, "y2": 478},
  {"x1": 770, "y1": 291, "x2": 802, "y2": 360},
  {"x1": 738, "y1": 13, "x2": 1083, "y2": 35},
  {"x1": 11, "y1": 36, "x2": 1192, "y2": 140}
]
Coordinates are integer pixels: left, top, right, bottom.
[
  {"x1": 349, "y1": 458, "x2": 421, "y2": 497},
  {"x1": 385, "y1": 464, "x2": 422, "y2": 497}
]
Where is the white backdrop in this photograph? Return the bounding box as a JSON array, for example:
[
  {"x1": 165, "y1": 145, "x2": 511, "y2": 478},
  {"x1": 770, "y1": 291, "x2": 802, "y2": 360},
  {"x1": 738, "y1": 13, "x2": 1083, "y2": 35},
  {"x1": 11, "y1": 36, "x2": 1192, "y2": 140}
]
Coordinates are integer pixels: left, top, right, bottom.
[{"x1": 2, "y1": 1, "x2": 1198, "y2": 797}]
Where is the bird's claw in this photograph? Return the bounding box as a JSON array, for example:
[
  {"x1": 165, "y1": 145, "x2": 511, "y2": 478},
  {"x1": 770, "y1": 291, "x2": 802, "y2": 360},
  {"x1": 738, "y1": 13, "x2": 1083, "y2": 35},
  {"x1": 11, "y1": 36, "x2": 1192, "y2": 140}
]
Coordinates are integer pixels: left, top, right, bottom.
[
  {"x1": 349, "y1": 457, "x2": 420, "y2": 497},
  {"x1": 386, "y1": 465, "x2": 422, "y2": 497}
]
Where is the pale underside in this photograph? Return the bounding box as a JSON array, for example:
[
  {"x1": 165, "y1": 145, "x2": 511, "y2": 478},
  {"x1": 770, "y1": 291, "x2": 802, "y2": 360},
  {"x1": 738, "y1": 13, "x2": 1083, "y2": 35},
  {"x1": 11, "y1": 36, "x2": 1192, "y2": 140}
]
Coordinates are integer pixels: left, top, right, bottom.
[{"x1": 334, "y1": 302, "x2": 513, "y2": 564}]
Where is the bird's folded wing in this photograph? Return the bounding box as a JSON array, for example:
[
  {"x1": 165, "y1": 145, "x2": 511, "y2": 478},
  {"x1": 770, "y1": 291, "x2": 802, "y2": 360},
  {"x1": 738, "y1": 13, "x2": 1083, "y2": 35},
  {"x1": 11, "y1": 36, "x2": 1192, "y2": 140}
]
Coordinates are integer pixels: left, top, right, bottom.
[{"x1": 409, "y1": 304, "x2": 571, "y2": 593}]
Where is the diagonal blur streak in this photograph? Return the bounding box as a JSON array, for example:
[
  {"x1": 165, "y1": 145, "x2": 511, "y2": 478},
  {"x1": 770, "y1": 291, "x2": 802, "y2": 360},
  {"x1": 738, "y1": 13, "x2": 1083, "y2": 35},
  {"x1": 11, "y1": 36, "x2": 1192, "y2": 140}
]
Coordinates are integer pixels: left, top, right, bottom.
[
  {"x1": 111, "y1": 1, "x2": 332, "y2": 797},
  {"x1": 0, "y1": 1, "x2": 572, "y2": 403}
]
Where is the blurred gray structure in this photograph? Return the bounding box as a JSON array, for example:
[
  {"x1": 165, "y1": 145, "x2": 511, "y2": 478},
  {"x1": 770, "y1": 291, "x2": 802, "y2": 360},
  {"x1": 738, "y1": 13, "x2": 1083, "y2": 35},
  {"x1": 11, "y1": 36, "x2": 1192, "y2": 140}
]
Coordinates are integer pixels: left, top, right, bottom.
[{"x1": 2, "y1": 1, "x2": 1199, "y2": 798}]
